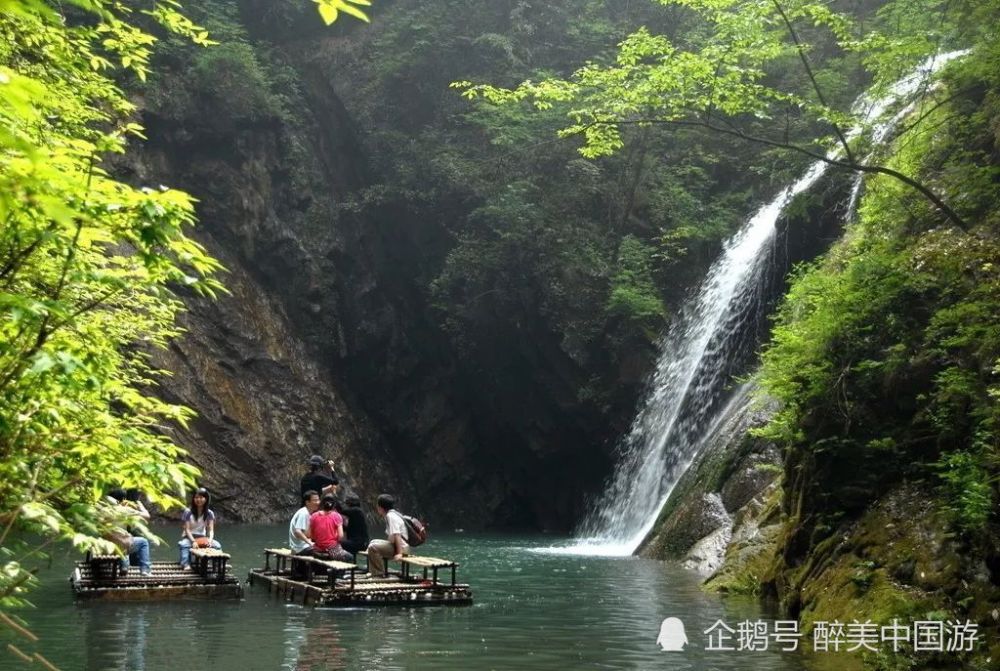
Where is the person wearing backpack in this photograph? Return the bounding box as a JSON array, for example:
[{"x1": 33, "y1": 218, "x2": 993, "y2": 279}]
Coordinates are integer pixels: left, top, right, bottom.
[{"x1": 366, "y1": 493, "x2": 409, "y2": 577}]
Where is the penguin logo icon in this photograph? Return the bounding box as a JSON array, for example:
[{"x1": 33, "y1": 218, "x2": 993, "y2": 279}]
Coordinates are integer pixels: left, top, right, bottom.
[{"x1": 656, "y1": 617, "x2": 688, "y2": 651}]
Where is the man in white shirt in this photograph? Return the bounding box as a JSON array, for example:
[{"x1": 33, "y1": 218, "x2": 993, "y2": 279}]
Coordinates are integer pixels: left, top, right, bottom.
[
  {"x1": 289, "y1": 490, "x2": 321, "y2": 554},
  {"x1": 366, "y1": 493, "x2": 409, "y2": 577}
]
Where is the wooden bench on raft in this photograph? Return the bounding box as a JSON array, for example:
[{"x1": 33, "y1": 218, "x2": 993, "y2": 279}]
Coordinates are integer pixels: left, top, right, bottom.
[
  {"x1": 264, "y1": 548, "x2": 293, "y2": 574},
  {"x1": 85, "y1": 552, "x2": 124, "y2": 581},
  {"x1": 292, "y1": 555, "x2": 360, "y2": 590},
  {"x1": 400, "y1": 556, "x2": 459, "y2": 586},
  {"x1": 356, "y1": 551, "x2": 460, "y2": 586},
  {"x1": 263, "y1": 549, "x2": 360, "y2": 589},
  {"x1": 189, "y1": 547, "x2": 231, "y2": 582}
]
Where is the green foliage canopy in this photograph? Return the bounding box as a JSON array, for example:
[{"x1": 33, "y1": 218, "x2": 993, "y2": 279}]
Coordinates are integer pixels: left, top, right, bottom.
[
  {"x1": 0, "y1": 1, "x2": 229, "y2": 643},
  {"x1": 0, "y1": 0, "x2": 362, "y2": 635},
  {"x1": 607, "y1": 235, "x2": 665, "y2": 328},
  {"x1": 456, "y1": 0, "x2": 992, "y2": 230},
  {"x1": 756, "y1": 17, "x2": 1000, "y2": 538}
]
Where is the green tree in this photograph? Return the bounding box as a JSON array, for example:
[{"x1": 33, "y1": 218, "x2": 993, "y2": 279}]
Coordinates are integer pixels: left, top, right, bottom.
[
  {"x1": 606, "y1": 235, "x2": 665, "y2": 329},
  {"x1": 456, "y1": 0, "x2": 992, "y2": 231},
  {"x1": 0, "y1": 0, "x2": 367, "y2": 661},
  {"x1": 0, "y1": 0, "x2": 221, "y2": 633}
]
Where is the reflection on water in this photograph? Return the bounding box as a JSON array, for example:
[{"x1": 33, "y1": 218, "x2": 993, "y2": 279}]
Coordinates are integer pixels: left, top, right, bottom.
[
  {"x1": 287, "y1": 620, "x2": 347, "y2": 671},
  {"x1": 16, "y1": 526, "x2": 815, "y2": 671}
]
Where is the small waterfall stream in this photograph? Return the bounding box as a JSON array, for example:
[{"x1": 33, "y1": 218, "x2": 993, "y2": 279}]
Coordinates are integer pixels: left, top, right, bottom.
[{"x1": 552, "y1": 50, "x2": 968, "y2": 557}]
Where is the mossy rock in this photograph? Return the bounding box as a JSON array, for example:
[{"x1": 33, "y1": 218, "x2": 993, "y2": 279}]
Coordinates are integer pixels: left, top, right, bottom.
[
  {"x1": 705, "y1": 483, "x2": 784, "y2": 594},
  {"x1": 641, "y1": 388, "x2": 780, "y2": 559},
  {"x1": 705, "y1": 520, "x2": 781, "y2": 595},
  {"x1": 776, "y1": 484, "x2": 1000, "y2": 670}
]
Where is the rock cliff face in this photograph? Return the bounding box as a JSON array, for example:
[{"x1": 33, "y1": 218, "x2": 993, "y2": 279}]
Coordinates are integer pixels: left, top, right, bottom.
[
  {"x1": 125, "y1": 2, "x2": 840, "y2": 528},
  {"x1": 638, "y1": 384, "x2": 783, "y2": 579},
  {"x1": 662, "y1": 405, "x2": 1000, "y2": 667},
  {"x1": 124, "y1": 79, "x2": 435, "y2": 522},
  {"x1": 149, "y1": 244, "x2": 416, "y2": 521},
  {"x1": 124, "y1": 2, "x2": 644, "y2": 526}
]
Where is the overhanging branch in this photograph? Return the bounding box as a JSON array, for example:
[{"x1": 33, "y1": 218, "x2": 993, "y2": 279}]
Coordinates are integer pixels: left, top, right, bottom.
[
  {"x1": 578, "y1": 118, "x2": 970, "y2": 232},
  {"x1": 771, "y1": 0, "x2": 857, "y2": 165}
]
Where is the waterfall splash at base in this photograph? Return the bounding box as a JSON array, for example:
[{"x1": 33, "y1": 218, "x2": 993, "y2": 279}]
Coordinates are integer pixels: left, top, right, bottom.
[{"x1": 537, "y1": 50, "x2": 969, "y2": 558}]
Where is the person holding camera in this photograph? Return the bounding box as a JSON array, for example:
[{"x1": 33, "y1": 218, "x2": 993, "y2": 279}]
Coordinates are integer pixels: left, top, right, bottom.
[{"x1": 300, "y1": 455, "x2": 339, "y2": 498}]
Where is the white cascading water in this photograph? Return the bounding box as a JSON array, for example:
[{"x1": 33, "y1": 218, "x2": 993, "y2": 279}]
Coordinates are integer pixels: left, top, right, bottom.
[{"x1": 544, "y1": 50, "x2": 968, "y2": 557}]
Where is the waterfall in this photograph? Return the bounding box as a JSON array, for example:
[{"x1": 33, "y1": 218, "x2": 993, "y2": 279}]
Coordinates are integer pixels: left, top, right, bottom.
[{"x1": 549, "y1": 50, "x2": 969, "y2": 558}]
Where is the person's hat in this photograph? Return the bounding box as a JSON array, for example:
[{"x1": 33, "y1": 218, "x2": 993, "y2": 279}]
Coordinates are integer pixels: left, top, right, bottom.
[{"x1": 308, "y1": 455, "x2": 325, "y2": 466}]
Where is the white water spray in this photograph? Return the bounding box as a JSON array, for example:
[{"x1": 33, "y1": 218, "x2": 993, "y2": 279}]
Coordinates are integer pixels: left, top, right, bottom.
[{"x1": 547, "y1": 50, "x2": 969, "y2": 557}]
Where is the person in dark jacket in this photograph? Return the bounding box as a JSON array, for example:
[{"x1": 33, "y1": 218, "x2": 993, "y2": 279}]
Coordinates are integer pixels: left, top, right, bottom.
[
  {"x1": 300, "y1": 455, "x2": 339, "y2": 498},
  {"x1": 339, "y1": 495, "x2": 370, "y2": 555}
]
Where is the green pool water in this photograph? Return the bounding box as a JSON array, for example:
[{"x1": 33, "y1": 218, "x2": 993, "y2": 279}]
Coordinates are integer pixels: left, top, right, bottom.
[{"x1": 8, "y1": 525, "x2": 822, "y2": 670}]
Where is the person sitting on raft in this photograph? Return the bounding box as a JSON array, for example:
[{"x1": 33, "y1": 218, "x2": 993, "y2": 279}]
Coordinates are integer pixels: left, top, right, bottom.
[
  {"x1": 178, "y1": 487, "x2": 222, "y2": 570},
  {"x1": 106, "y1": 488, "x2": 152, "y2": 577},
  {"x1": 289, "y1": 490, "x2": 321, "y2": 555},
  {"x1": 366, "y1": 493, "x2": 408, "y2": 577},
  {"x1": 339, "y1": 495, "x2": 370, "y2": 555},
  {"x1": 308, "y1": 494, "x2": 353, "y2": 562}
]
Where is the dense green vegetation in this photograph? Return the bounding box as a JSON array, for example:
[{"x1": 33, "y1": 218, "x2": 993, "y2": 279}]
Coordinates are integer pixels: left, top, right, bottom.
[
  {"x1": 347, "y1": 2, "x2": 813, "y2": 322},
  {"x1": 0, "y1": 0, "x2": 220, "y2": 622},
  {"x1": 459, "y1": 0, "x2": 977, "y2": 228},
  {"x1": 462, "y1": 0, "x2": 1000, "y2": 666},
  {"x1": 754, "y1": 12, "x2": 1000, "y2": 660},
  {"x1": 0, "y1": 0, "x2": 359, "y2": 654},
  {"x1": 321, "y1": 0, "x2": 831, "y2": 418},
  {"x1": 141, "y1": 0, "x2": 803, "y2": 451}
]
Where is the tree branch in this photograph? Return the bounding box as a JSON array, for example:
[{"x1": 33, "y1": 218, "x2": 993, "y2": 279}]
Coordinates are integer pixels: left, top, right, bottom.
[
  {"x1": 771, "y1": 0, "x2": 856, "y2": 165},
  {"x1": 0, "y1": 237, "x2": 43, "y2": 286},
  {"x1": 577, "y1": 118, "x2": 970, "y2": 231}
]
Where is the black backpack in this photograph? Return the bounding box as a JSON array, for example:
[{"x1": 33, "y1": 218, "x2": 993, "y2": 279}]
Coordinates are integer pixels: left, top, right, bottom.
[{"x1": 402, "y1": 515, "x2": 427, "y2": 547}]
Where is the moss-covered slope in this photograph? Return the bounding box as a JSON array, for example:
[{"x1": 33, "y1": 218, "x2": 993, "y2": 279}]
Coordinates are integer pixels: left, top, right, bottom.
[{"x1": 696, "y1": 21, "x2": 1000, "y2": 670}]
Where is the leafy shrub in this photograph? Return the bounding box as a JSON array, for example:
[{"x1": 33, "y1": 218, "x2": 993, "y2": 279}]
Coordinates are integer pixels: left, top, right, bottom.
[
  {"x1": 606, "y1": 235, "x2": 665, "y2": 325},
  {"x1": 189, "y1": 42, "x2": 286, "y2": 121},
  {"x1": 936, "y1": 451, "x2": 993, "y2": 534}
]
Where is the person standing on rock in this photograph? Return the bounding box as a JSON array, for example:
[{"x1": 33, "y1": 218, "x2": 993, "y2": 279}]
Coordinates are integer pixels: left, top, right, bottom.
[{"x1": 300, "y1": 455, "x2": 339, "y2": 499}]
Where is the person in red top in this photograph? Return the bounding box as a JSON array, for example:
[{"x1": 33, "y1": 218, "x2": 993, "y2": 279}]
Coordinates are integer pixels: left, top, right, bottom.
[{"x1": 309, "y1": 494, "x2": 353, "y2": 562}]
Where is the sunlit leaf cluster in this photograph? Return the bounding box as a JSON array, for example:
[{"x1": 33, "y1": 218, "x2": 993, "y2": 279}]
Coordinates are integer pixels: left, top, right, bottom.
[
  {"x1": 314, "y1": 0, "x2": 372, "y2": 26},
  {"x1": 0, "y1": 0, "x2": 222, "y2": 619},
  {"x1": 456, "y1": 0, "x2": 985, "y2": 172}
]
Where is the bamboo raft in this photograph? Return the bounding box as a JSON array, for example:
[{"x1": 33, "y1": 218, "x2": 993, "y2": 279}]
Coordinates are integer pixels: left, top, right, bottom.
[
  {"x1": 70, "y1": 549, "x2": 243, "y2": 601},
  {"x1": 247, "y1": 548, "x2": 473, "y2": 606}
]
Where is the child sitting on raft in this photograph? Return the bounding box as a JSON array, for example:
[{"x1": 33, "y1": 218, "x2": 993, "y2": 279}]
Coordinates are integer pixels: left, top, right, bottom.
[{"x1": 308, "y1": 494, "x2": 353, "y2": 562}]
